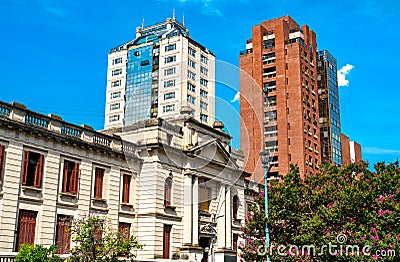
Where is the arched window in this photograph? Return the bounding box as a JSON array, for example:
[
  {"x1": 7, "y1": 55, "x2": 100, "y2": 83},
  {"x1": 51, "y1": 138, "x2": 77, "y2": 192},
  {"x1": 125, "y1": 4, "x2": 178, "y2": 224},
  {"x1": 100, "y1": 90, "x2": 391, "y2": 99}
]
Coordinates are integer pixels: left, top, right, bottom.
[
  {"x1": 233, "y1": 195, "x2": 239, "y2": 220},
  {"x1": 164, "y1": 177, "x2": 172, "y2": 206}
]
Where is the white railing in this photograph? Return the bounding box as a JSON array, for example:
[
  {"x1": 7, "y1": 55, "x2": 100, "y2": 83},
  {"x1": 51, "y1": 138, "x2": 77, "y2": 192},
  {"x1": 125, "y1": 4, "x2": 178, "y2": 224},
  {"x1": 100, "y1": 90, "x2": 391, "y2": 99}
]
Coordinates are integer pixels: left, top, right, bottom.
[
  {"x1": 0, "y1": 101, "x2": 134, "y2": 156},
  {"x1": 263, "y1": 72, "x2": 276, "y2": 78}
]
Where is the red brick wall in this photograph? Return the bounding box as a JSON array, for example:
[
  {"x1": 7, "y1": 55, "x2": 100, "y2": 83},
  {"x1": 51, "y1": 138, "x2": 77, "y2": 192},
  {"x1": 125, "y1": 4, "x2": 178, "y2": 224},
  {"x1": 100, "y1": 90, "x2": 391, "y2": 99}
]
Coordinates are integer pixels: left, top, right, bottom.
[
  {"x1": 341, "y1": 133, "x2": 351, "y2": 166},
  {"x1": 240, "y1": 16, "x2": 321, "y2": 180},
  {"x1": 352, "y1": 141, "x2": 362, "y2": 163}
]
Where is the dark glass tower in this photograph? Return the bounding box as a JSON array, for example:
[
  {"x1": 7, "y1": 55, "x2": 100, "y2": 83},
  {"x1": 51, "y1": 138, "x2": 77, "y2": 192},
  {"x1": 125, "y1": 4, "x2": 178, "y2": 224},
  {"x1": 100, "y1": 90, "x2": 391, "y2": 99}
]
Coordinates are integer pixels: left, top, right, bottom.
[{"x1": 317, "y1": 50, "x2": 342, "y2": 166}]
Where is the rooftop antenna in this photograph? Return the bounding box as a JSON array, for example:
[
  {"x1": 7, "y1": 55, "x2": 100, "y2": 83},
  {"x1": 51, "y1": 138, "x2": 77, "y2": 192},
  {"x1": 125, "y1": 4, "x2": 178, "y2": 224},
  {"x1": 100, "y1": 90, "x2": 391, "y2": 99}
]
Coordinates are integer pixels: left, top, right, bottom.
[
  {"x1": 141, "y1": 18, "x2": 144, "y2": 28},
  {"x1": 172, "y1": 9, "x2": 176, "y2": 20},
  {"x1": 182, "y1": 13, "x2": 185, "y2": 26}
]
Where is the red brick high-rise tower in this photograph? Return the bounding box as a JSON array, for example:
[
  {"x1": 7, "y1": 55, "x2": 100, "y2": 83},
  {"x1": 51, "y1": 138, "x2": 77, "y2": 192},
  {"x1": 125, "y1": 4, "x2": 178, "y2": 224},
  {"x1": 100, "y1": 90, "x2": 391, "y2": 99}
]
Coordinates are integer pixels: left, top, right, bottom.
[{"x1": 240, "y1": 16, "x2": 321, "y2": 182}]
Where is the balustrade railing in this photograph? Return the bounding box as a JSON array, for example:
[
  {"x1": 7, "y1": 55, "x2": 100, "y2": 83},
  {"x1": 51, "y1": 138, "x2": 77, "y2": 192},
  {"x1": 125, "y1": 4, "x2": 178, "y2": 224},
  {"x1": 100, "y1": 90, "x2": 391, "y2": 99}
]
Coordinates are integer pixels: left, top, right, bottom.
[{"x1": 0, "y1": 101, "x2": 133, "y2": 155}]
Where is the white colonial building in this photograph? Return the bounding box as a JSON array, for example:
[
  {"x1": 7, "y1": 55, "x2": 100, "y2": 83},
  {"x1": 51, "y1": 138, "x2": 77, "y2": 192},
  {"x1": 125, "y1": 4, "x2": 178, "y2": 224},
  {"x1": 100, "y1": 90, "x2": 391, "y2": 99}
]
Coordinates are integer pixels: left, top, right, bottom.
[{"x1": 0, "y1": 101, "x2": 250, "y2": 262}]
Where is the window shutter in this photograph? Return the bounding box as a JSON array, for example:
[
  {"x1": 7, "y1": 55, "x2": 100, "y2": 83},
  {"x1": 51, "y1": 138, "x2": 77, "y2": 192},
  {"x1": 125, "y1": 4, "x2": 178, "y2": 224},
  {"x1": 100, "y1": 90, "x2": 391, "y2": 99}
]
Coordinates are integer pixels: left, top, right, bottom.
[
  {"x1": 70, "y1": 162, "x2": 79, "y2": 194},
  {"x1": 122, "y1": 175, "x2": 130, "y2": 203},
  {"x1": 17, "y1": 210, "x2": 37, "y2": 251},
  {"x1": 62, "y1": 161, "x2": 69, "y2": 193},
  {"x1": 17, "y1": 211, "x2": 27, "y2": 250},
  {"x1": 0, "y1": 145, "x2": 4, "y2": 181},
  {"x1": 34, "y1": 155, "x2": 43, "y2": 188},
  {"x1": 21, "y1": 151, "x2": 29, "y2": 185},
  {"x1": 94, "y1": 168, "x2": 103, "y2": 199},
  {"x1": 56, "y1": 215, "x2": 71, "y2": 254}
]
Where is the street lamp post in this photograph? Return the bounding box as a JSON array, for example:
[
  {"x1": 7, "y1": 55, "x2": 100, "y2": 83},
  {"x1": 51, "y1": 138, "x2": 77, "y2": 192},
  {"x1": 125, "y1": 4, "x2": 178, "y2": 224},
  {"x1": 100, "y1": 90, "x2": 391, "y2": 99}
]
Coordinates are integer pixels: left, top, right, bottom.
[{"x1": 260, "y1": 151, "x2": 271, "y2": 262}]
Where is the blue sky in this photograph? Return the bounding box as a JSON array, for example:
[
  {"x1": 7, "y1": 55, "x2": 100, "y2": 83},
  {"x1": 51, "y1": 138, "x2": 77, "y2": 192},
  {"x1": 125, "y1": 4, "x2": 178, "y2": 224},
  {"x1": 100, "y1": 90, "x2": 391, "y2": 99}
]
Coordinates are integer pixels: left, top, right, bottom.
[{"x1": 0, "y1": 0, "x2": 399, "y2": 167}]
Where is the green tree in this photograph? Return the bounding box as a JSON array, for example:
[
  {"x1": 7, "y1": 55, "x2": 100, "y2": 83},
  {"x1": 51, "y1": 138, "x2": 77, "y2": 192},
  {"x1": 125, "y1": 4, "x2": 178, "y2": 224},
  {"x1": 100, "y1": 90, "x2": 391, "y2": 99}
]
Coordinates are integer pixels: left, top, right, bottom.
[
  {"x1": 15, "y1": 244, "x2": 61, "y2": 262},
  {"x1": 240, "y1": 162, "x2": 400, "y2": 261},
  {"x1": 69, "y1": 214, "x2": 143, "y2": 262}
]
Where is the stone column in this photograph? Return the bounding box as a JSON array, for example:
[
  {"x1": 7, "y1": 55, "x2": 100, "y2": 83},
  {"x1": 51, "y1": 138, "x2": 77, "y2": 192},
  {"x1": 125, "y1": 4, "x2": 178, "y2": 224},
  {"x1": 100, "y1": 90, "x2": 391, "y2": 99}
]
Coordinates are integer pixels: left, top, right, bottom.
[
  {"x1": 192, "y1": 176, "x2": 199, "y2": 246},
  {"x1": 183, "y1": 173, "x2": 192, "y2": 245},
  {"x1": 225, "y1": 186, "x2": 232, "y2": 249},
  {"x1": 217, "y1": 184, "x2": 226, "y2": 249}
]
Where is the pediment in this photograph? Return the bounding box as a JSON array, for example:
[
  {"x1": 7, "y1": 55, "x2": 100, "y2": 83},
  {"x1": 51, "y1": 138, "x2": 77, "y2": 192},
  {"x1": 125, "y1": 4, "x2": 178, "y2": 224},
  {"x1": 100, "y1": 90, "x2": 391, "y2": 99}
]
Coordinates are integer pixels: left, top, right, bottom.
[{"x1": 188, "y1": 139, "x2": 238, "y2": 169}]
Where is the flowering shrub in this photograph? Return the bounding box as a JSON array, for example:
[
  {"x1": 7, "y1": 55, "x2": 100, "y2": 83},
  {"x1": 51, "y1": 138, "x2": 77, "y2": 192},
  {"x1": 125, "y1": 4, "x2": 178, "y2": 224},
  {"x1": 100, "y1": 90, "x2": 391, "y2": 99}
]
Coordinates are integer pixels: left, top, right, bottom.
[{"x1": 240, "y1": 162, "x2": 400, "y2": 261}]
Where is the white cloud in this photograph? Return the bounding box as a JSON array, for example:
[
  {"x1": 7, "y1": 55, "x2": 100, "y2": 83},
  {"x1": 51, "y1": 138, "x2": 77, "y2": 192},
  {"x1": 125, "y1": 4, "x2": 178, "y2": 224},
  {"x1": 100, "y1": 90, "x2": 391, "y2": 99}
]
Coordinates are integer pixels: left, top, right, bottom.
[
  {"x1": 337, "y1": 64, "x2": 354, "y2": 87},
  {"x1": 231, "y1": 91, "x2": 240, "y2": 103},
  {"x1": 364, "y1": 147, "x2": 400, "y2": 155}
]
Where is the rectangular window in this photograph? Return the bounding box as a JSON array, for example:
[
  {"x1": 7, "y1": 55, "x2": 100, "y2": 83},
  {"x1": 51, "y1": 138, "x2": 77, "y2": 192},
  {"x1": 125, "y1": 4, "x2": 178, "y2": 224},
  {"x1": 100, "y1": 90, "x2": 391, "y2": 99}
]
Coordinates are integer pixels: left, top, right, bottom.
[
  {"x1": 122, "y1": 174, "x2": 131, "y2": 204},
  {"x1": 200, "y1": 66, "x2": 208, "y2": 76},
  {"x1": 112, "y1": 57, "x2": 123, "y2": 65},
  {"x1": 111, "y1": 80, "x2": 121, "y2": 87},
  {"x1": 109, "y1": 115, "x2": 120, "y2": 122},
  {"x1": 187, "y1": 83, "x2": 196, "y2": 92},
  {"x1": 164, "y1": 79, "x2": 176, "y2": 88},
  {"x1": 187, "y1": 95, "x2": 195, "y2": 104},
  {"x1": 163, "y1": 225, "x2": 172, "y2": 259},
  {"x1": 164, "y1": 92, "x2": 175, "y2": 100},
  {"x1": 200, "y1": 114, "x2": 208, "y2": 122},
  {"x1": 165, "y1": 44, "x2": 176, "y2": 52},
  {"x1": 112, "y1": 69, "x2": 122, "y2": 76},
  {"x1": 22, "y1": 151, "x2": 44, "y2": 188},
  {"x1": 200, "y1": 101, "x2": 208, "y2": 110},
  {"x1": 265, "y1": 140, "x2": 278, "y2": 149},
  {"x1": 164, "y1": 55, "x2": 176, "y2": 64},
  {"x1": 200, "y1": 78, "x2": 208, "y2": 87},
  {"x1": 0, "y1": 145, "x2": 5, "y2": 189},
  {"x1": 111, "y1": 91, "x2": 121, "y2": 99},
  {"x1": 119, "y1": 222, "x2": 131, "y2": 240},
  {"x1": 16, "y1": 210, "x2": 37, "y2": 251},
  {"x1": 200, "y1": 55, "x2": 208, "y2": 64},
  {"x1": 199, "y1": 186, "x2": 210, "y2": 212},
  {"x1": 164, "y1": 67, "x2": 176, "y2": 76},
  {"x1": 140, "y1": 60, "x2": 150, "y2": 66},
  {"x1": 264, "y1": 110, "x2": 277, "y2": 122},
  {"x1": 188, "y1": 47, "x2": 196, "y2": 57},
  {"x1": 200, "y1": 89, "x2": 208, "y2": 98},
  {"x1": 188, "y1": 59, "x2": 196, "y2": 69},
  {"x1": 94, "y1": 167, "x2": 104, "y2": 199},
  {"x1": 188, "y1": 71, "x2": 196, "y2": 80},
  {"x1": 62, "y1": 160, "x2": 80, "y2": 194},
  {"x1": 56, "y1": 215, "x2": 72, "y2": 254},
  {"x1": 163, "y1": 104, "x2": 175, "y2": 113},
  {"x1": 265, "y1": 125, "x2": 277, "y2": 132},
  {"x1": 110, "y1": 103, "x2": 120, "y2": 110},
  {"x1": 265, "y1": 95, "x2": 276, "y2": 107}
]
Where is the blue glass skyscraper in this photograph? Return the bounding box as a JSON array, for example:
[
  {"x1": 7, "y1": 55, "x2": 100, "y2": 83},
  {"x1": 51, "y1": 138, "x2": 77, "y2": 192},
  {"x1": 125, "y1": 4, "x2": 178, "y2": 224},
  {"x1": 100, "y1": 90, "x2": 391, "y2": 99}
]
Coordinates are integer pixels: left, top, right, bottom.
[{"x1": 317, "y1": 50, "x2": 342, "y2": 166}]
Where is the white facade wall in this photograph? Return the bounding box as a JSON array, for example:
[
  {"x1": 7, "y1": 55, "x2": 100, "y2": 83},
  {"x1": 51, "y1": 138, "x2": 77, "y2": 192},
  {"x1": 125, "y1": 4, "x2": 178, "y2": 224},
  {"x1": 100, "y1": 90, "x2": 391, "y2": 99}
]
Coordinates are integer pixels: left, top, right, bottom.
[
  {"x1": 158, "y1": 36, "x2": 215, "y2": 126},
  {"x1": 0, "y1": 102, "x2": 246, "y2": 262},
  {"x1": 0, "y1": 103, "x2": 141, "y2": 254},
  {"x1": 104, "y1": 50, "x2": 127, "y2": 129}
]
